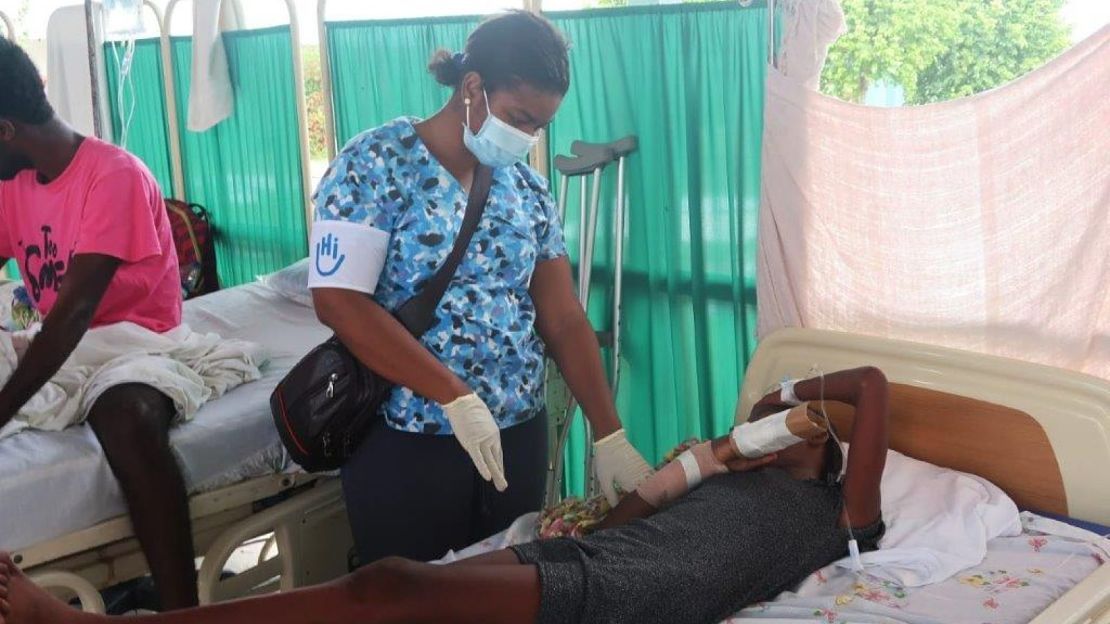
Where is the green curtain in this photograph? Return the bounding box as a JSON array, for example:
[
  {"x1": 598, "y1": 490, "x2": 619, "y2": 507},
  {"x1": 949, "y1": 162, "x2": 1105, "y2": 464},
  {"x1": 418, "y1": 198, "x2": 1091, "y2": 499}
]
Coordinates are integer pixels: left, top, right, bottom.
[
  {"x1": 546, "y1": 3, "x2": 766, "y2": 494},
  {"x1": 103, "y1": 38, "x2": 175, "y2": 196},
  {"x1": 327, "y1": 17, "x2": 477, "y2": 145},
  {"x1": 170, "y1": 26, "x2": 308, "y2": 287},
  {"x1": 326, "y1": 2, "x2": 767, "y2": 495}
]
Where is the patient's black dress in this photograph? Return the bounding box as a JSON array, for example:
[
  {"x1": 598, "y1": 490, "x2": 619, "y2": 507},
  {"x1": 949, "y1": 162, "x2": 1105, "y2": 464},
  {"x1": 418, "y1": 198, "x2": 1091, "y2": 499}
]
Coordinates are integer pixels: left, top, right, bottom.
[{"x1": 512, "y1": 467, "x2": 885, "y2": 624}]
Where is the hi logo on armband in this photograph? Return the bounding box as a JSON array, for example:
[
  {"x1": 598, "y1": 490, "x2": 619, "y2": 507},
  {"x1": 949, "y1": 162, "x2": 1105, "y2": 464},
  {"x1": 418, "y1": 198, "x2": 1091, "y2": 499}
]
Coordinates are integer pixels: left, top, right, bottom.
[
  {"x1": 307, "y1": 221, "x2": 388, "y2": 293},
  {"x1": 315, "y1": 233, "x2": 347, "y2": 276}
]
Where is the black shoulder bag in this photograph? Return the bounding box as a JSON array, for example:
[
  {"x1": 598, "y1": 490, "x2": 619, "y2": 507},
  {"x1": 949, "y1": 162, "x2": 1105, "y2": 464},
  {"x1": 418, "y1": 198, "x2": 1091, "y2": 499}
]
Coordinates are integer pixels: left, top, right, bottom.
[{"x1": 270, "y1": 165, "x2": 493, "y2": 472}]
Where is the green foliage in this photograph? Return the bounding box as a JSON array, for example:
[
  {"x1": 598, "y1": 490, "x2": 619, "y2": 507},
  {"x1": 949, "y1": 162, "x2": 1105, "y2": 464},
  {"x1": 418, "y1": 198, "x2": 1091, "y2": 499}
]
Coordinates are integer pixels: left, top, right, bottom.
[
  {"x1": 12, "y1": 0, "x2": 31, "y2": 45},
  {"x1": 913, "y1": 0, "x2": 1070, "y2": 102},
  {"x1": 302, "y1": 45, "x2": 328, "y2": 160},
  {"x1": 822, "y1": 0, "x2": 1070, "y2": 104}
]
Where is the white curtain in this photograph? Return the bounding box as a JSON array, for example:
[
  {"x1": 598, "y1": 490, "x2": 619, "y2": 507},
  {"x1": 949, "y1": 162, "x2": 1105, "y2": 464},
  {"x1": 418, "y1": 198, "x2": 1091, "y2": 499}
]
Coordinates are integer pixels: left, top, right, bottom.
[{"x1": 757, "y1": 25, "x2": 1110, "y2": 380}]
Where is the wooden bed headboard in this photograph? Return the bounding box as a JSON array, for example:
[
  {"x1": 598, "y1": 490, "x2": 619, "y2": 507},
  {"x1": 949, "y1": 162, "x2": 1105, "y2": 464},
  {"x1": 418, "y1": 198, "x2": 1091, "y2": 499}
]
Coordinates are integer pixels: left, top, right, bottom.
[{"x1": 737, "y1": 329, "x2": 1110, "y2": 524}]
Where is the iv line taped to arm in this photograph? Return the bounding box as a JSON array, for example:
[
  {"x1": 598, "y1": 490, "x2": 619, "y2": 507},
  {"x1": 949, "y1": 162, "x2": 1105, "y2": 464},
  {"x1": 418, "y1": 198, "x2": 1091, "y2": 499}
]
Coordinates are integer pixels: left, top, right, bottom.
[
  {"x1": 807, "y1": 365, "x2": 864, "y2": 573},
  {"x1": 780, "y1": 377, "x2": 803, "y2": 405}
]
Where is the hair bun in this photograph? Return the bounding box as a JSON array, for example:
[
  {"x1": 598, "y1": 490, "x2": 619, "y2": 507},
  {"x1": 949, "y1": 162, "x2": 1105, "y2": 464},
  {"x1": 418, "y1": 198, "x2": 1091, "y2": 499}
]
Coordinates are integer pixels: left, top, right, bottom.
[{"x1": 428, "y1": 48, "x2": 465, "y2": 87}]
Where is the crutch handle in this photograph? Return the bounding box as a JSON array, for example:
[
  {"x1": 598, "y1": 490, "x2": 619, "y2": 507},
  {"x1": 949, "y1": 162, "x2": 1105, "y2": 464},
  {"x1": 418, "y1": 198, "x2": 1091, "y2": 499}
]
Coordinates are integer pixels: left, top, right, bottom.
[
  {"x1": 569, "y1": 141, "x2": 618, "y2": 165},
  {"x1": 572, "y1": 136, "x2": 638, "y2": 159},
  {"x1": 554, "y1": 149, "x2": 615, "y2": 176},
  {"x1": 609, "y1": 135, "x2": 638, "y2": 157}
]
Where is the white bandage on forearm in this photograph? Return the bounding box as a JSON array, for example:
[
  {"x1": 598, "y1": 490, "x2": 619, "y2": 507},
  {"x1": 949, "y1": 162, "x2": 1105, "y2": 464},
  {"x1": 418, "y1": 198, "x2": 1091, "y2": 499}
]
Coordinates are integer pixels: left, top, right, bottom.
[
  {"x1": 307, "y1": 219, "x2": 390, "y2": 294},
  {"x1": 677, "y1": 451, "x2": 704, "y2": 489},
  {"x1": 779, "y1": 378, "x2": 803, "y2": 406},
  {"x1": 636, "y1": 441, "x2": 726, "y2": 508},
  {"x1": 731, "y1": 406, "x2": 806, "y2": 458}
]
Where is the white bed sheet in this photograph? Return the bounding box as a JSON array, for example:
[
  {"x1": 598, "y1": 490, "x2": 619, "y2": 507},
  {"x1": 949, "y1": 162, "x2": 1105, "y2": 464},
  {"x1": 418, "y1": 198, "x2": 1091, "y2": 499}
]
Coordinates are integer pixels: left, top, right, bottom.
[
  {"x1": 440, "y1": 513, "x2": 1109, "y2": 624},
  {"x1": 0, "y1": 283, "x2": 327, "y2": 552}
]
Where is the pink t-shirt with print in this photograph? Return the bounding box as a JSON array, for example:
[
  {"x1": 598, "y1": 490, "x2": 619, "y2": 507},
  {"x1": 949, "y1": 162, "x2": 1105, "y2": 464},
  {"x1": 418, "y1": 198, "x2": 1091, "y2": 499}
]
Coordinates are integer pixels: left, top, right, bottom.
[{"x1": 0, "y1": 137, "x2": 182, "y2": 333}]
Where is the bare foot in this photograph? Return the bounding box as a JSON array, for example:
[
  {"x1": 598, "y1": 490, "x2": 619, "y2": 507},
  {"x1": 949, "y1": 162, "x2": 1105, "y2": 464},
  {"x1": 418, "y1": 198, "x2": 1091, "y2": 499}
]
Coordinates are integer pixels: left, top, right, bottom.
[{"x1": 0, "y1": 553, "x2": 101, "y2": 624}]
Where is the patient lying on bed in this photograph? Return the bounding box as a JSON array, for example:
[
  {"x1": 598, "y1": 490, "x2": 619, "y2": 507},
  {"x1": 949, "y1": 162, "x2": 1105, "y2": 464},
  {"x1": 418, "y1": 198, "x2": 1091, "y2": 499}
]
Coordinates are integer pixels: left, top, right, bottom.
[{"x1": 0, "y1": 366, "x2": 888, "y2": 624}]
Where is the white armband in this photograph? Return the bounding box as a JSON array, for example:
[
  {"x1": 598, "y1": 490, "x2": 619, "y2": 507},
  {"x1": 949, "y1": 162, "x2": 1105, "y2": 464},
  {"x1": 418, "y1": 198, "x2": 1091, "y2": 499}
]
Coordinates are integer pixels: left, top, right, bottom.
[{"x1": 307, "y1": 220, "x2": 390, "y2": 294}]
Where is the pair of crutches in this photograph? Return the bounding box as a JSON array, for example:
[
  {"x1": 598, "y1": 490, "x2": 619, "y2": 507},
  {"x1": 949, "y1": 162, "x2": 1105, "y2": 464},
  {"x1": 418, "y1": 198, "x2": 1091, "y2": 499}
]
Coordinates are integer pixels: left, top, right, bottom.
[{"x1": 543, "y1": 135, "x2": 638, "y2": 508}]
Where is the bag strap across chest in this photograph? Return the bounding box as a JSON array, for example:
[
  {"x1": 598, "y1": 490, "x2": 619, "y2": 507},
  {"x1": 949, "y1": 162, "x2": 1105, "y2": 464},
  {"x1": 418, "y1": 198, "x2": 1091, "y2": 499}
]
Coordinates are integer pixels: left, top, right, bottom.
[{"x1": 393, "y1": 164, "x2": 494, "y2": 337}]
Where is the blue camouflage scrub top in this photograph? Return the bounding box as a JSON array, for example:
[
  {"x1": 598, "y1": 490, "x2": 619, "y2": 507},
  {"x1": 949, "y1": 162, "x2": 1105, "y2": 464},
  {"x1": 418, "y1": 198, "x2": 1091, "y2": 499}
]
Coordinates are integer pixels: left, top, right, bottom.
[{"x1": 313, "y1": 118, "x2": 568, "y2": 435}]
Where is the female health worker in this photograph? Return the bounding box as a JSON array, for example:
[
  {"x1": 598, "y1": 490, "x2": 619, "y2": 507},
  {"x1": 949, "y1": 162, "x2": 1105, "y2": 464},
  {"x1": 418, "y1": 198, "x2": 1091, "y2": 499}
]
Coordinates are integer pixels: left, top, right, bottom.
[{"x1": 308, "y1": 11, "x2": 652, "y2": 564}]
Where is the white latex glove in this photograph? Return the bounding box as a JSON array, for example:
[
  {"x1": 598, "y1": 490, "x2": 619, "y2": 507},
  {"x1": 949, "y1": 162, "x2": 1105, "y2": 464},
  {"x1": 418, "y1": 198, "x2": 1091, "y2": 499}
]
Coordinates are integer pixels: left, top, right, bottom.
[
  {"x1": 442, "y1": 393, "x2": 508, "y2": 492},
  {"x1": 593, "y1": 428, "x2": 652, "y2": 505}
]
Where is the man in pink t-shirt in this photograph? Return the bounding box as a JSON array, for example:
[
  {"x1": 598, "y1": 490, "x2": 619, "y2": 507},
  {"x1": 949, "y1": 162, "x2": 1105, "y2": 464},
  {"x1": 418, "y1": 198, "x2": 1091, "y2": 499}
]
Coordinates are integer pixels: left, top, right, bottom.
[{"x1": 0, "y1": 39, "x2": 197, "y2": 608}]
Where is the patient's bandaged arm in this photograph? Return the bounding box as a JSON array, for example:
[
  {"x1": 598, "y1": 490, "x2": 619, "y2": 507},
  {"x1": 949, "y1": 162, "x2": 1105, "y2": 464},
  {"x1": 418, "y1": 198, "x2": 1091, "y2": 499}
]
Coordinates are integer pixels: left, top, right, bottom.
[
  {"x1": 636, "y1": 441, "x2": 726, "y2": 508},
  {"x1": 731, "y1": 403, "x2": 827, "y2": 458}
]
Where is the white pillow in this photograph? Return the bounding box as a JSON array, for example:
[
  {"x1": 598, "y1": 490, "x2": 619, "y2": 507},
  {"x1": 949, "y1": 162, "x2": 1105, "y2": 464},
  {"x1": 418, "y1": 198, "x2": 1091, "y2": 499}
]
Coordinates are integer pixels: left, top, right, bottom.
[
  {"x1": 835, "y1": 445, "x2": 1022, "y2": 587},
  {"x1": 260, "y1": 258, "x2": 313, "y2": 307}
]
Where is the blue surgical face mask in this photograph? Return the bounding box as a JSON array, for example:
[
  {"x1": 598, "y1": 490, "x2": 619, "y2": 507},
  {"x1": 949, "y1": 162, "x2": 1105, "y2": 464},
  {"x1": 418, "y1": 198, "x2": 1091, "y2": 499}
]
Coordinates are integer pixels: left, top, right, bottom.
[{"x1": 463, "y1": 89, "x2": 539, "y2": 168}]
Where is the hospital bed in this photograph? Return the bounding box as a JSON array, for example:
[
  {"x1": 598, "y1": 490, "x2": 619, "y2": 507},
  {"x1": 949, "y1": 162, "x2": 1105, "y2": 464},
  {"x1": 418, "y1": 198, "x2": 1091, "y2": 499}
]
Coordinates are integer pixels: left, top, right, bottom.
[
  {"x1": 735, "y1": 328, "x2": 1110, "y2": 624},
  {"x1": 6, "y1": 279, "x2": 1107, "y2": 621},
  {"x1": 0, "y1": 281, "x2": 355, "y2": 612},
  {"x1": 462, "y1": 328, "x2": 1110, "y2": 624}
]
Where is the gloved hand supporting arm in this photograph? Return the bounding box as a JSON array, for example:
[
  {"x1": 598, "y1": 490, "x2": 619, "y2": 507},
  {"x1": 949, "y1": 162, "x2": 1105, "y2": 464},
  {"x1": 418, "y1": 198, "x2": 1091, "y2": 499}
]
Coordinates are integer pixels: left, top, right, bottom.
[{"x1": 593, "y1": 429, "x2": 653, "y2": 505}]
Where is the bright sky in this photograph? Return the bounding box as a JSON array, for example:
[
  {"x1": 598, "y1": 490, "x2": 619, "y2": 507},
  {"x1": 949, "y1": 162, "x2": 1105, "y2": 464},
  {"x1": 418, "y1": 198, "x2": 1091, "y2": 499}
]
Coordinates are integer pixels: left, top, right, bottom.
[{"x1": 1, "y1": 0, "x2": 1106, "y2": 45}]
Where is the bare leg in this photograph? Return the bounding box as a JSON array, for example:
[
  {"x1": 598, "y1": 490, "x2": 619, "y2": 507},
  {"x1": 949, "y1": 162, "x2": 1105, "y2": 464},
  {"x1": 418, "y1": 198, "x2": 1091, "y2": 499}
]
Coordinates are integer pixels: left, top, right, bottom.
[
  {"x1": 86, "y1": 384, "x2": 198, "y2": 610},
  {"x1": 0, "y1": 553, "x2": 539, "y2": 624}
]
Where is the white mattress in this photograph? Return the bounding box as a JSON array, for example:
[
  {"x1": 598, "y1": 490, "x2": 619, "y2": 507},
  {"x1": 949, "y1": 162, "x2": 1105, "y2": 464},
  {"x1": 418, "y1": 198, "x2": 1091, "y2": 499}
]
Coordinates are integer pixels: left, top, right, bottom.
[
  {"x1": 0, "y1": 283, "x2": 329, "y2": 552},
  {"x1": 440, "y1": 513, "x2": 1109, "y2": 624}
]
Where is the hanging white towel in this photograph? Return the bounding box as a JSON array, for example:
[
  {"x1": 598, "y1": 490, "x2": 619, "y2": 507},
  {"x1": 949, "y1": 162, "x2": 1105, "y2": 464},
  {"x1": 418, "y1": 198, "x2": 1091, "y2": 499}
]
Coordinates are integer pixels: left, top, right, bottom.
[
  {"x1": 45, "y1": 4, "x2": 113, "y2": 138},
  {"x1": 187, "y1": 0, "x2": 235, "y2": 132},
  {"x1": 0, "y1": 322, "x2": 266, "y2": 440}
]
